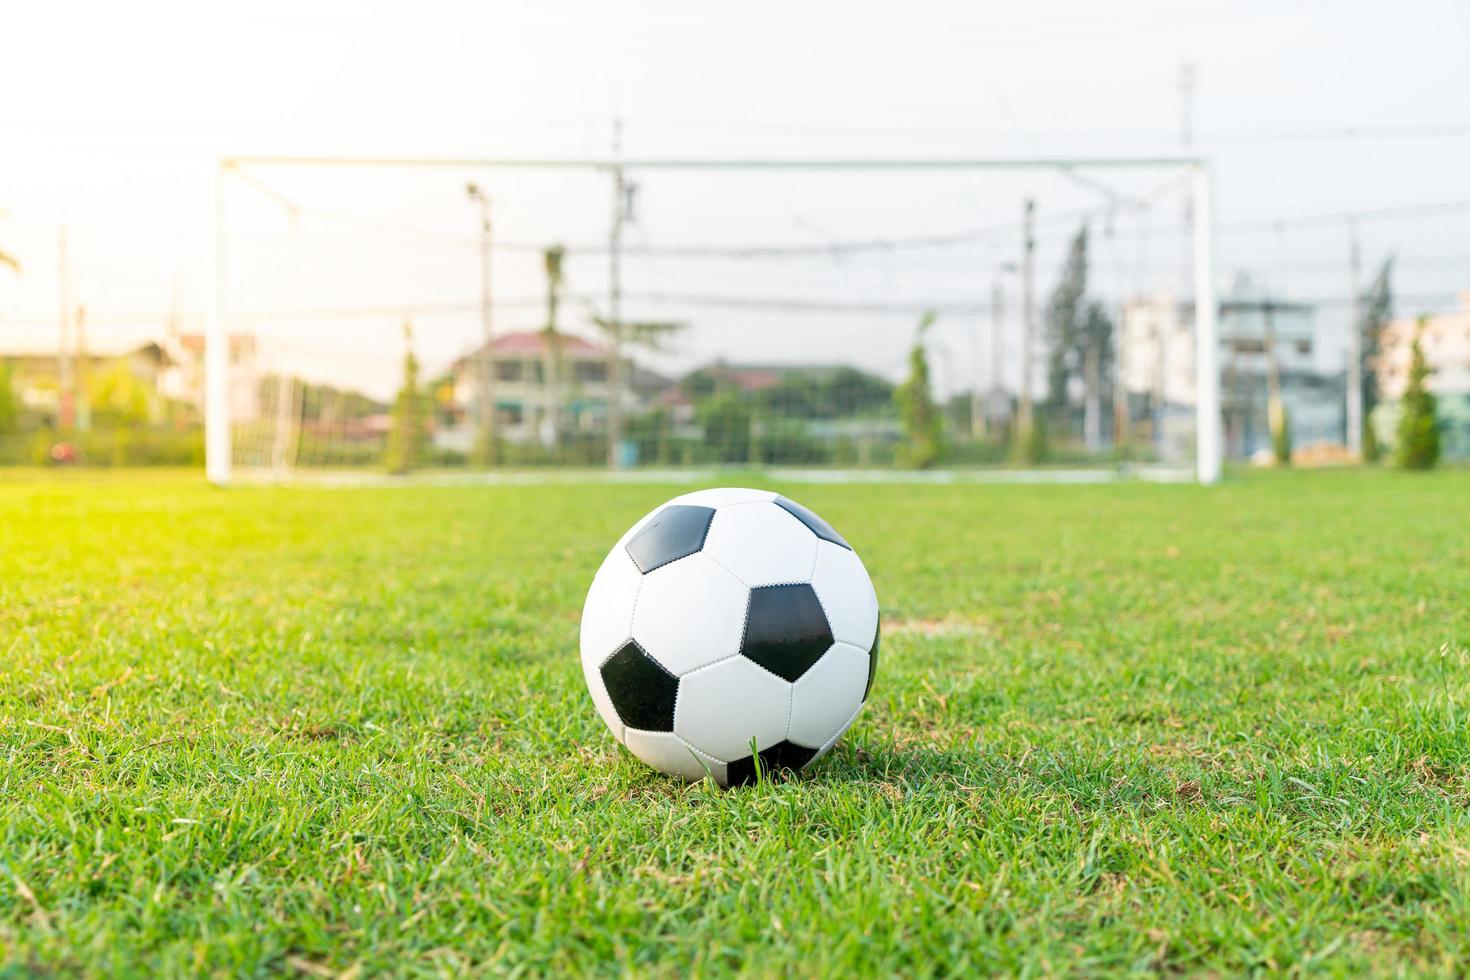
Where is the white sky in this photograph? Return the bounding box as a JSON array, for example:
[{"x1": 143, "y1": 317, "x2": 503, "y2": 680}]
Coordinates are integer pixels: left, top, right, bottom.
[{"x1": 2, "y1": 0, "x2": 1468, "y2": 398}]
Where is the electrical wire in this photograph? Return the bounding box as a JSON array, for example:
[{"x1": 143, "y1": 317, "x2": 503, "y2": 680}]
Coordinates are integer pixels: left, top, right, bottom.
[{"x1": 5, "y1": 286, "x2": 1463, "y2": 334}]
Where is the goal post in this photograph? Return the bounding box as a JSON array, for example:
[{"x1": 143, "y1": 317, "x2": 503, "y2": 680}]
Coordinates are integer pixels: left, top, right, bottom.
[
  {"x1": 204, "y1": 154, "x2": 1220, "y2": 485},
  {"x1": 1190, "y1": 163, "x2": 1222, "y2": 485}
]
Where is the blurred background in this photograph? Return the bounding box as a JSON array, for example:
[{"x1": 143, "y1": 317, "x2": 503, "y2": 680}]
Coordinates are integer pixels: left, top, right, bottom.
[{"x1": 0, "y1": 0, "x2": 1466, "y2": 474}]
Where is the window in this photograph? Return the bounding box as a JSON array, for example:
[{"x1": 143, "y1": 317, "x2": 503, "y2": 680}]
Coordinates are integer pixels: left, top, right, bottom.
[
  {"x1": 495, "y1": 360, "x2": 522, "y2": 382},
  {"x1": 575, "y1": 361, "x2": 608, "y2": 384}
]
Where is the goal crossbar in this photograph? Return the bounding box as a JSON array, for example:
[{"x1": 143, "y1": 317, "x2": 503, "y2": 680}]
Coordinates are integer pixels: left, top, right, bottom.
[{"x1": 223, "y1": 155, "x2": 1204, "y2": 171}]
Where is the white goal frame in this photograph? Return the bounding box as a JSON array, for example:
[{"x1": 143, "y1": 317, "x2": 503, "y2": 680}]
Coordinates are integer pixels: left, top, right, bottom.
[{"x1": 205, "y1": 155, "x2": 1221, "y2": 485}]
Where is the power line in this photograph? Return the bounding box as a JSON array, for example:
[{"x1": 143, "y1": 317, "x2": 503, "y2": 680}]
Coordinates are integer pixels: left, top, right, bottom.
[
  {"x1": 284, "y1": 205, "x2": 551, "y2": 253},
  {"x1": 1223, "y1": 199, "x2": 1470, "y2": 233},
  {"x1": 241, "y1": 195, "x2": 1470, "y2": 263},
  {"x1": 625, "y1": 292, "x2": 989, "y2": 315},
  {"x1": 631, "y1": 118, "x2": 1470, "y2": 146},
  {"x1": 0, "y1": 297, "x2": 556, "y2": 328},
  {"x1": 224, "y1": 158, "x2": 1470, "y2": 261},
  {"x1": 4, "y1": 286, "x2": 1463, "y2": 334},
  {"x1": 226, "y1": 165, "x2": 1086, "y2": 257}
]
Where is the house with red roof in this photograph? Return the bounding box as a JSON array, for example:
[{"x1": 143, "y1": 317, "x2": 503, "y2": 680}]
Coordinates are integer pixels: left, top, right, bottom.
[{"x1": 445, "y1": 330, "x2": 668, "y2": 449}]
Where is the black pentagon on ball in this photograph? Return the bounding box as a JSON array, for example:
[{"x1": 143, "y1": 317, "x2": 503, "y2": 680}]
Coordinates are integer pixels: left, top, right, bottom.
[
  {"x1": 774, "y1": 496, "x2": 851, "y2": 551},
  {"x1": 624, "y1": 504, "x2": 716, "y2": 574},
  {"x1": 725, "y1": 740, "x2": 819, "y2": 787},
  {"x1": 864, "y1": 614, "x2": 880, "y2": 701},
  {"x1": 741, "y1": 583, "x2": 834, "y2": 682},
  {"x1": 600, "y1": 640, "x2": 679, "y2": 731}
]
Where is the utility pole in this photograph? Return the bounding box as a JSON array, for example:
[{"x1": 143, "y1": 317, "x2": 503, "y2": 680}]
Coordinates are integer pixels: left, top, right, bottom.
[
  {"x1": 1263, "y1": 298, "x2": 1285, "y2": 462},
  {"x1": 606, "y1": 117, "x2": 628, "y2": 469},
  {"x1": 991, "y1": 271, "x2": 1006, "y2": 411},
  {"x1": 466, "y1": 183, "x2": 496, "y2": 466},
  {"x1": 983, "y1": 262, "x2": 1017, "y2": 440},
  {"x1": 1113, "y1": 297, "x2": 1130, "y2": 452},
  {"x1": 973, "y1": 272, "x2": 1004, "y2": 440},
  {"x1": 541, "y1": 245, "x2": 565, "y2": 448},
  {"x1": 57, "y1": 227, "x2": 74, "y2": 430},
  {"x1": 205, "y1": 162, "x2": 230, "y2": 485},
  {"x1": 1017, "y1": 198, "x2": 1036, "y2": 436},
  {"x1": 74, "y1": 305, "x2": 90, "y2": 431},
  {"x1": 1083, "y1": 335, "x2": 1101, "y2": 452},
  {"x1": 1346, "y1": 217, "x2": 1364, "y2": 456},
  {"x1": 970, "y1": 311, "x2": 985, "y2": 441}
]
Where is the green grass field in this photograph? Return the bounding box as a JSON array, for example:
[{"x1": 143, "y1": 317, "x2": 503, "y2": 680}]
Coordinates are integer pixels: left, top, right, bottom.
[{"x1": 3, "y1": 469, "x2": 1469, "y2": 976}]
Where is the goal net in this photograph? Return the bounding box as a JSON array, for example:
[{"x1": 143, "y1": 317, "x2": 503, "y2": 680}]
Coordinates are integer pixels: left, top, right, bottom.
[{"x1": 206, "y1": 156, "x2": 1218, "y2": 483}]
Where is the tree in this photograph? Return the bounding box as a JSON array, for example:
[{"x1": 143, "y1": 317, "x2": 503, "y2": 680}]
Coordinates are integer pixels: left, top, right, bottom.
[
  {"x1": 744, "y1": 367, "x2": 893, "y2": 423},
  {"x1": 1359, "y1": 257, "x2": 1394, "y2": 461},
  {"x1": 385, "y1": 321, "x2": 424, "y2": 474},
  {"x1": 694, "y1": 387, "x2": 753, "y2": 464},
  {"x1": 1271, "y1": 403, "x2": 1293, "y2": 466},
  {"x1": 1044, "y1": 227, "x2": 1089, "y2": 414},
  {"x1": 1014, "y1": 412, "x2": 1048, "y2": 465},
  {"x1": 894, "y1": 311, "x2": 944, "y2": 468},
  {"x1": 1395, "y1": 320, "x2": 1440, "y2": 471},
  {"x1": 0, "y1": 259, "x2": 21, "y2": 436},
  {"x1": 91, "y1": 360, "x2": 153, "y2": 427},
  {"x1": 0, "y1": 361, "x2": 18, "y2": 434}
]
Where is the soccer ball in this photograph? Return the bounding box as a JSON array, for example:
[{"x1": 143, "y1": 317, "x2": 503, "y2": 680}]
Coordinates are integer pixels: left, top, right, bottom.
[{"x1": 580, "y1": 488, "x2": 879, "y2": 786}]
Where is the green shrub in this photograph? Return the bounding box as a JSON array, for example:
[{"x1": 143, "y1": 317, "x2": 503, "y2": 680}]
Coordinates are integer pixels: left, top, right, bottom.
[
  {"x1": 1010, "y1": 416, "x2": 1048, "y2": 465},
  {"x1": 1271, "y1": 403, "x2": 1292, "y2": 466},
  {"x1": 894, "y1": 313, "x2": 944, "y2": 468},
  {"x1": 0, "y1": 428, "x2": 205, "y2": 467},
  {"x1": 1395, "y1": 323, "x2": 1440, "y2": 470}
]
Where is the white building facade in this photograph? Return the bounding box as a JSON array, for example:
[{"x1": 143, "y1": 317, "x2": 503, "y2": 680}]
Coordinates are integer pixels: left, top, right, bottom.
[
  {"x1": 1120, "y1": 291, "x2": 1345, "y2": 459},
  {"x1": 1372, "y1": 292, "x2": 1470, "y2": 457}
]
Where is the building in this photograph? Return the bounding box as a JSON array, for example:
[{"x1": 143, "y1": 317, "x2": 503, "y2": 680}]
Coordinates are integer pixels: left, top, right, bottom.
[
  {"x1": 2, "y1": 330, "x2": 263, "y2": 430},
  {"x1": 2, "y1": 342, "x2": 174, "y2": 426},
  {"x1": 158, "y1": 333, "x2": 260, "y2": 424},
  {"x1": 1120, "y1": 293, "x2": 1193, "y2": 402},
  {"x1": 445, "y1": 330, "x2": 665, "y2": 450},
  {"x1": 1371, "y1": 292, "x2": 1470, "y2": 457},
  {"x1": 1120, "y1": 290, "x2": 1345, "y2": 459}
]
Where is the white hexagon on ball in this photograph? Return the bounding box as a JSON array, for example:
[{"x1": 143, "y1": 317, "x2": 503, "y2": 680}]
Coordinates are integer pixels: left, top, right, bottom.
[
  {"x1": 811, "y1": 540, "x2": 879, "y2": 649},
  {"x1": 622, "y1": 728, "x2": 726, "y2": 784},
  {"x1": 702, "y1": 501, "x2": 817, "y2": 588},
  {"x1": 668, "y1": 487, "x2": 777, "y2": 509},
  {"x1": 787, "y1": 642, "x2": 869, "y2": 748},
  {"x1": 580, "y1": 547, "x2": 642, "y2": 662},
  {"x1": 674, "y1": 656, "x2": 792, "y2": 764},
  {"x1": 631, "y1": 551, "x2": 748, "y2": 675},
  {"x1": 579, "y1": 547, "x2": 643, "y2": 739}
]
